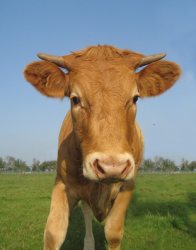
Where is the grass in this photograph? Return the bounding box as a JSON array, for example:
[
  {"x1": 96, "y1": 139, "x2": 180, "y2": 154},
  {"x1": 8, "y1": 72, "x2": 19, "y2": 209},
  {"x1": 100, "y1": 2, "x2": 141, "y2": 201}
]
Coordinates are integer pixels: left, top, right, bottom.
[{"x1": 0, "y1": 173, "x2": 195, "y2": 250}]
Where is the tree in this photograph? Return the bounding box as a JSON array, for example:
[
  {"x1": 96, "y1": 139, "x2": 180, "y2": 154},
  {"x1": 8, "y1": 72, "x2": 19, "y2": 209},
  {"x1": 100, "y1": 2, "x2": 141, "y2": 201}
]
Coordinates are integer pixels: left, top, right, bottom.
[
  {"x1": 162, "y1": 158, "x2": 176, "y2": 172},
  {"x1": 0, "y1": 157, "x2": 5, "y2": 169},
  {"x1": 154, "y1": 157, "x2": 164, "y2": 171},
  {"x1": 188, "y1": 161, "x2": 196, "y2": 172},
  {"x1": 39, "y1": 160, "x2": 57, "y2": 172},
  {"x1": 141, "y1": 159, "x2": 155, "y2": 172},
  {"x1": 5, "y1": 156, "x2": 16, "y2": 171},
  {"x1": 153, "y1": 157, "x2": 176, "y2": 172},
  {"x1": 180, "y1": 159, "x2": 189, "y2": 171},
  {"x1": 4, "y1": 156, "x2": 28, "y2": 172},
  {"x1": 32, "y1": 158, "x2": 40, "y2": 172},
  {"x1": 14, "y1": 158, "x2": 28, "y2": 172}
]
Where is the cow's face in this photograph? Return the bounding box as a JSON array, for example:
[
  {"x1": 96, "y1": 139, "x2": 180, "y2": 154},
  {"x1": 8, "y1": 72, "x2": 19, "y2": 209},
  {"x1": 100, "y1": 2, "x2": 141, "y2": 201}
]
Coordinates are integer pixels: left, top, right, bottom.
[
  {"x1": 24, "y1": 46, "x2": 181, "y2": 182},
  {"x1": 69, "y1": 64, "x2": 139, "y2": 182}
]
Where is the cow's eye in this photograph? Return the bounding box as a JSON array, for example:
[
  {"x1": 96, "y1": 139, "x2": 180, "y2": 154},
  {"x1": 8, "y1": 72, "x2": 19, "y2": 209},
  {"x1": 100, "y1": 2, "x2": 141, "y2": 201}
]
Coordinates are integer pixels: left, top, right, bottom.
[
  {"x1": 133, "y1": 95, "x2": 140, "y2": 104},
  {"x1": 71, "y1": 96, "x2": 80, "y2": 105}
]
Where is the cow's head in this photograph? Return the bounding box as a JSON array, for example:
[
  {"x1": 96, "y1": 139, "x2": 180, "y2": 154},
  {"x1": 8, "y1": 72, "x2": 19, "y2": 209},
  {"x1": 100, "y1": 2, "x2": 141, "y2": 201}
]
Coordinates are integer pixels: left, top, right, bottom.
[{"x1": 24, "y1": 45, "x2": 181, "y2": 183}]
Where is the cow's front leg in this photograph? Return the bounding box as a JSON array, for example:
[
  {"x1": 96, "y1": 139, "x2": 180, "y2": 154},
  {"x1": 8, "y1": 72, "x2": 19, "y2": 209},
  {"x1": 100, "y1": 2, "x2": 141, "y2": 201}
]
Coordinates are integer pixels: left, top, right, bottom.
[
  {"x1": 104, "y1": 190, "x2": 133, "y2": 250},
  {"x1": 44, "y1": 181, "x2": 74, "y2": 250}
]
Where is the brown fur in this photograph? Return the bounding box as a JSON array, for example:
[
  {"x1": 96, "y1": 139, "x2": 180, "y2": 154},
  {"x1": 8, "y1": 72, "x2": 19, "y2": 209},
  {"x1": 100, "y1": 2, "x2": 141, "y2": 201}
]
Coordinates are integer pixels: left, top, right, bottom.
[{"x1": 24, "y1": 45, "x2": 181, "y2": 250}]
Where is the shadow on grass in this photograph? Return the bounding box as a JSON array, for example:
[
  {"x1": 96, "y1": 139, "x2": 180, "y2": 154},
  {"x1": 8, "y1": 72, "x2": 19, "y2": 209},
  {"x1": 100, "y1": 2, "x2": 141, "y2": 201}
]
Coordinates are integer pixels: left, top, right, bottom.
[
  {"x1": 128, "y1": 192, "x2": 196, "y2": 237},
  {"x1": 60, "y1": 192, "x2": 196, "y2": 249},
  {"x1": 60, "y1": 206, "x2": 106, "y2": 250}
]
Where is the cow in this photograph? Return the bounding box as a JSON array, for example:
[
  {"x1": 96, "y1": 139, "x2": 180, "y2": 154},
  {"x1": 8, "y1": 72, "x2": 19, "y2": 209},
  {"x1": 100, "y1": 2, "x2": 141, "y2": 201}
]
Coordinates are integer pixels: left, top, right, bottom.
[{"x1": 24, "y1": 45, "x2": 181, "y2": 250}]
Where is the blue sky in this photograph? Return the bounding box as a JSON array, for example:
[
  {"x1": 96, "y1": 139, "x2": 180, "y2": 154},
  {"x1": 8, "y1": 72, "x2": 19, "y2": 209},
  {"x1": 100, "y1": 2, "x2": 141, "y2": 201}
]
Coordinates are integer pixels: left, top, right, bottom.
[{"x1": 0, "y1": 0, "x2": 195, "y2": 165}]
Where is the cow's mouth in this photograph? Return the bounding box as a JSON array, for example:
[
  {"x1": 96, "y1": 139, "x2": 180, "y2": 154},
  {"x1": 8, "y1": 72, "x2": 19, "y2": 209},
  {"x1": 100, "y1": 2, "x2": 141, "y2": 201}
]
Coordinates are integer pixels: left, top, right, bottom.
[{"x1": 99, "y1": 177, "x2": 125, "y2": 184}]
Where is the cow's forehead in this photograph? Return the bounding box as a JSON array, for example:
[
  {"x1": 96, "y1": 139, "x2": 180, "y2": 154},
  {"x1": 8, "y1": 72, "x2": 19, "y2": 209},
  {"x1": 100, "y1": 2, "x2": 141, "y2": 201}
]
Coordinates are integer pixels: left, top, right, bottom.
[{"x1": 70, "y1": 63, "x2": 138, "y2": 100}]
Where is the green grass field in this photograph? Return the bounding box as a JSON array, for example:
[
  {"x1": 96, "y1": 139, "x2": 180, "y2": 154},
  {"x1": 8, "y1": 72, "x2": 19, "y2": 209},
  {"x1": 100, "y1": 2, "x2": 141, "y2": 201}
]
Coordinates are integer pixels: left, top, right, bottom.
[{"x1": 0, "y1": 173, "x2": 195, "y2": 250}]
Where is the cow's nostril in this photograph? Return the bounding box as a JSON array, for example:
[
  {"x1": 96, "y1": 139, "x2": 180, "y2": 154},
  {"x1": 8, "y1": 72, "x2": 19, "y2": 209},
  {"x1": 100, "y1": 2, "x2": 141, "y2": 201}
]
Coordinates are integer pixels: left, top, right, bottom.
[
  {"x1": 121, "y1": 160, "x2": 132, "y2": 176},
  {"x1": 93, "y1": 159, "x2": 98, "y2": 169},
  {"x1": 93, "y1": 159, "x2": 105, "y2": 175},
  {"x1": 121, "y1": 166, "x2": 128, "y2": 175},
  {"x1": 97, "y1": 163, "x2": 105, "y2": 174}
]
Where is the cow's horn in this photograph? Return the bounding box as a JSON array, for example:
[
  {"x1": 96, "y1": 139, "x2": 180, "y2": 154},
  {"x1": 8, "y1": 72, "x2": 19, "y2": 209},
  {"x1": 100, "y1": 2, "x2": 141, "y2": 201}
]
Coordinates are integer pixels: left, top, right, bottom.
[
  {"x1": 37, "y1": 53, "x2": 66, "y2": 68},
  {"x1": 139, "y1": 53, "x2": 166, "y2": 67}
]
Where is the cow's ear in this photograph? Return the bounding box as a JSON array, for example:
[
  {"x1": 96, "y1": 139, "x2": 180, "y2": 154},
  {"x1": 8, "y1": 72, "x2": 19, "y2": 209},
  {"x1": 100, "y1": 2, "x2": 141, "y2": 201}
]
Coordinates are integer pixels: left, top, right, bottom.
[
  {"x1": 24, "y1": 61, "x2": 70, "y2": 98},
  {"x1": 136, "y1": 61, "x2": 181, "y2": 97}
]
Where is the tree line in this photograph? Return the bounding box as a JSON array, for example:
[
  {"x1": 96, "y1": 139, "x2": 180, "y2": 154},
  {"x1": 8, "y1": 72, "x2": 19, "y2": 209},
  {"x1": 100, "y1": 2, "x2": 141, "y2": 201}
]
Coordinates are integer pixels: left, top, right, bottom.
[
  {"x1": 0, "y1": 156, "x2": 56, "y2": 172},
  {"x1": 141, "y1": 157, "x2": 196, "y2": 172},
  {"x1": 0, "y1": 156, "x2": 195, "y2": 173}
]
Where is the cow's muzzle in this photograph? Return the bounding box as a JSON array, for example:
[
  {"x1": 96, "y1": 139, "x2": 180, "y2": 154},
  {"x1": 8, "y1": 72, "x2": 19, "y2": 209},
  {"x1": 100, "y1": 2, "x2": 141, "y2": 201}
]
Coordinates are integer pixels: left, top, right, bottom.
[{"x1": 83, "y1": 152, "x2": 135, "y2": 182}]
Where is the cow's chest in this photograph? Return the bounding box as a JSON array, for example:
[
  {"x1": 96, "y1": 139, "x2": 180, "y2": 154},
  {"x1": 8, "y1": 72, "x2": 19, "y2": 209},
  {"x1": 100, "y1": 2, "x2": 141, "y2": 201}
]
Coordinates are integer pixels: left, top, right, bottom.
[{"x1": 87, "y1": 182, "x2": 122, "y2": 221}]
